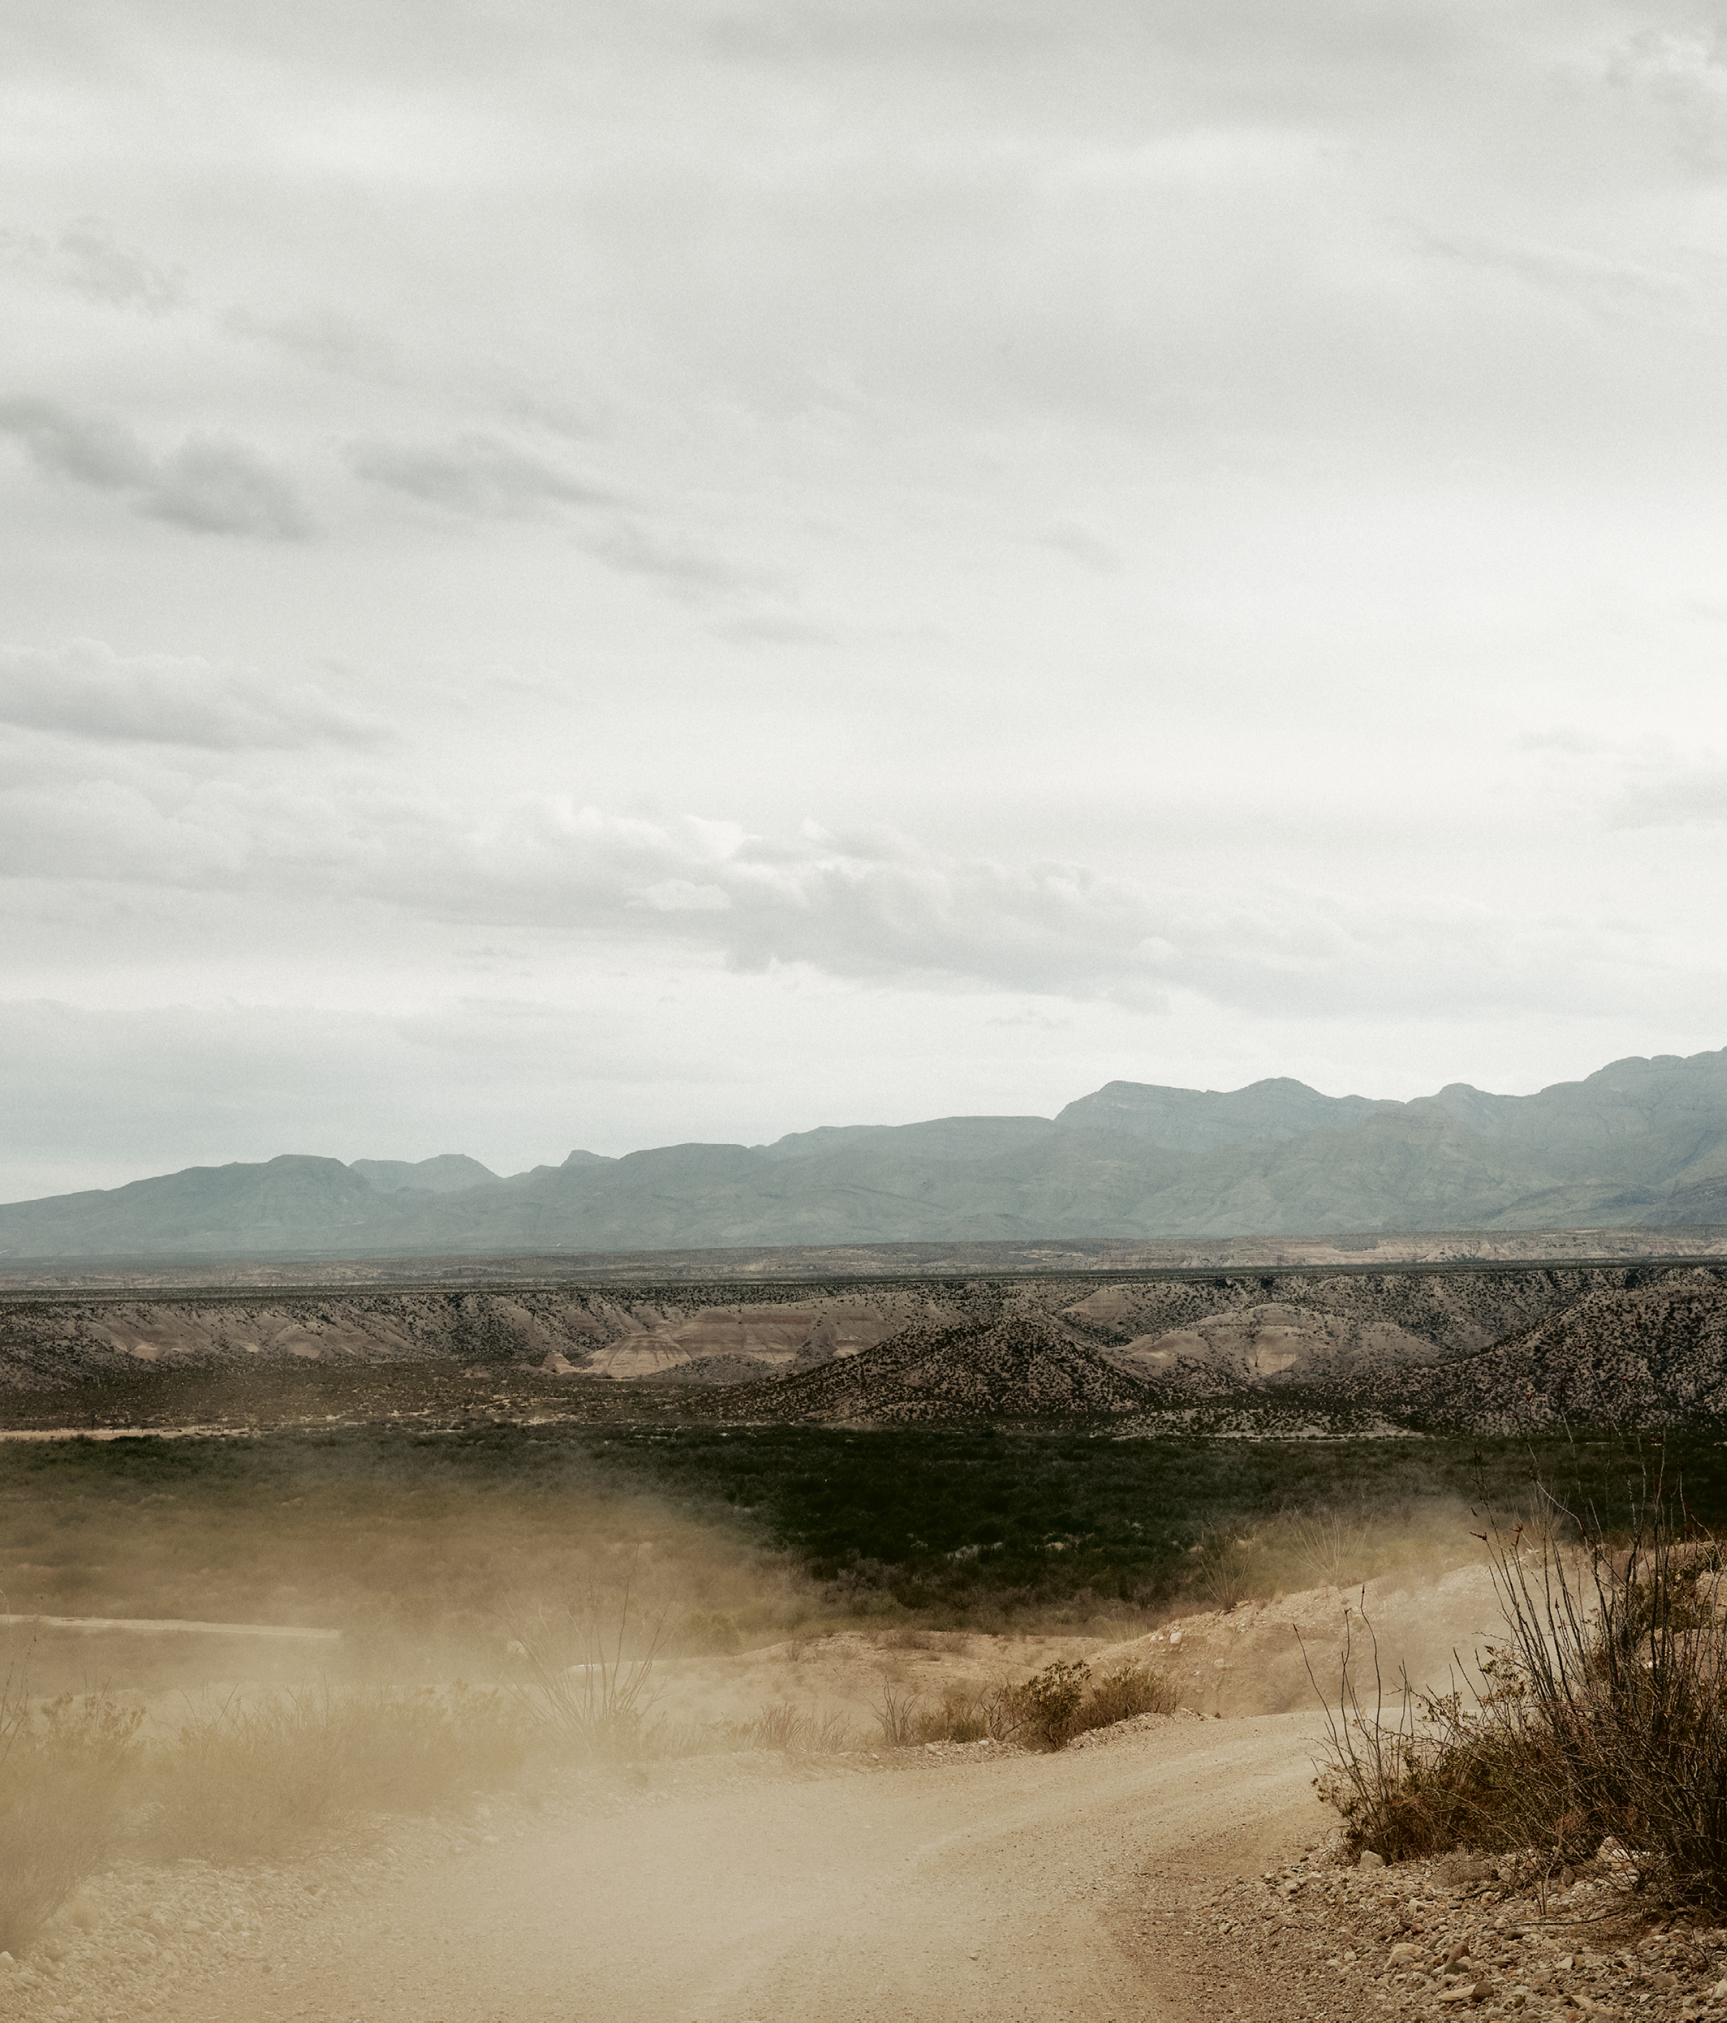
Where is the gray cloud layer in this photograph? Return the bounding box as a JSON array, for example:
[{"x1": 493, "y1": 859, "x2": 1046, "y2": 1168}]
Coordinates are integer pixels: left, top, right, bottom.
[
  {"x1": 2, "y1": 1, "x2": 1726, "y2": 1187},
  {"x1": 0, "y1": 399, "x2": 310, "y2": 537},
  {"x1": 0, "y1": 640, "x2": 382, "y2": 749},
  {"x1": 348, "y1": 436, "x2": 616, "y2": 518}
]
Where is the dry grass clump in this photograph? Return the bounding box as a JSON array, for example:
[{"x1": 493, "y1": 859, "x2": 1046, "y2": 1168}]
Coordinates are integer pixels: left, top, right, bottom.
[
  {"x1": 722, "y1": 1701, "x2": 857, "y2": 1754},
  {"x1": 0, "y1": 1669, "x2": 141, "y2": 1954},
  {"x1": 877, "y1": 1659, "x2": 1174, "y2": 1751},
  {"x1": 145, "y1": 1683, "x2": 530, "y2": 1861},
  {"x1": 1316, "y1": 1487, "x2": 1727, "y2": 1915}
]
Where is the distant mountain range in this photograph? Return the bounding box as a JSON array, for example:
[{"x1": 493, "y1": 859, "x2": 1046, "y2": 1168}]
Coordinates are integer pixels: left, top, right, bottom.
[{"x1": 5, "y1": 1046, "x2": 1727, "y2": 1261}]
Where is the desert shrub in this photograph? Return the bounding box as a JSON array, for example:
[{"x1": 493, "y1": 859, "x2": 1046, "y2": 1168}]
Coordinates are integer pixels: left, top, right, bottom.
[
  {"x1": 1070, "y1": 1662, "x2": 1176, "y2": 1736},
  {"x1": 503, "y1": 1559, "x2": 671, "y2": 1759},
  {"x1": 1285, "y1": 1507, "x2": 1376, "y2": 1591},
  {"x1": 879, "y1": 1660, "x2": 1175, "y2": 1752},
  {"x1": 1000, "y1": 1660, "x2": 1094, "y2": 1749},
  {"x1": 1315, "y1": 1487, "x2": 1727, "y2": 1913},
  {"x1": 875, "y1": 1686, "x2": 923, "y2": 1747},
  {"x1": 0, "y1": 1677, "x2": 141, "y2": 1954},
  {"x1": 1190, "y1": 1530, "x2": 1258, "y2": 1610},
  {"x1": 917, "y1": 1689, "x2": 1001, "y2": 1744},
  {"x1": 876, "y1": 1683, "x2": 1017, "y2": 1747}
]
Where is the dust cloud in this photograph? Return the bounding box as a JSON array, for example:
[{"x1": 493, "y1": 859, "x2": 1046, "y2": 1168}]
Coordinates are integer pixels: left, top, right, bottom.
[{"x1": 0, "y1": 1433, "x2": 1542, "y2": 2023}]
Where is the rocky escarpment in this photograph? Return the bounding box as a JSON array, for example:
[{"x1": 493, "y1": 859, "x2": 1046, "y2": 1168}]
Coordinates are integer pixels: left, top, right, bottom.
[{"x1": 0, "y1": 1284, "x2": 954, "y2": 1394}]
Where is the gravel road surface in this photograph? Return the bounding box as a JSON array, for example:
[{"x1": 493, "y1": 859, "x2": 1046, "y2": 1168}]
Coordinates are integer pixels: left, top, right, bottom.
[{"x1": 133, "y1": 1711, "x2": 1321, "y2": 2023}]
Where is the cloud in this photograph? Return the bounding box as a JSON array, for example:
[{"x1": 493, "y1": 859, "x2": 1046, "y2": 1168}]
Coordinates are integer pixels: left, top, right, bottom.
[
  {"x1": 1, "y1": 219, "x2": 187, "y2": 316},
  {"x1": 0, "y1": 640, "x2": 384, "y2": 750},
  {"x1": 1419, "y1": 231, "x2": 1721, "y2": 330},
  {"x1": 364, "y1": 799, "x2": 1392, "y2": 1013},
  {"x1": 349, "y1": 433, "x2": 752, "y2": 593},
  {"x1": 145, "y1": 437, "x2": 313, "y2": 537},
  {"x1": 55, "y1": 219, "x2": 188, "y2": 315},
  {"x1": 632, "y1": 879, "x2": 734, "y2": 912},
  {"x1": 0, "y1": 755, "x2": 1697, "y2": 1029},
  {"x1": 0, "y1": 399, "x2": 150, "y2": 489},
  {"x1": 1609, "y1": 768, "x2": 1727, "y2": 829},
  {"x1": 710, "y1": 613, "x2": 839, "y2": 644},
  {"x1": 348, "y1": 434, "x2": 615, "y2": 517},
  {"x1": 577, "y1": 518, "x2": 753, "y2": 592},
  {"x1": 1041, "y1": 517, "x2": 1122, "y2": 573},
  {"x1": 0, "y1": 398, "x2": 311, "y2": 538},
  {"x1": 225, "y1": 306, "x2": 399, "y2": 380}
]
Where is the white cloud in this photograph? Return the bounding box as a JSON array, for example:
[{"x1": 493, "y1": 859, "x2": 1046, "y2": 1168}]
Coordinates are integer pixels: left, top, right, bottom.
[
  {"x1": 348, "y1": 433, "x2": 751, "y2": 592},
  {"x1": 144, "y1": 435, "x2": 313, "y2": 537},
  {"x1": 0, "y1": 397, "x2": 149, "y2": 488},
  {"x1": 1041, "y1": 517, "x2": 1122, "y2": 573},
  {"x1": 635, "y1": 879, "x2": 734, "y2": 911}
]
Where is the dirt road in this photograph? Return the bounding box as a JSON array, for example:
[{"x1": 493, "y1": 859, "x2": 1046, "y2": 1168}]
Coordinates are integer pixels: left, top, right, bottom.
[{"x1": 143, "y1": 1712, "x2": 1321, "y2": 2023}]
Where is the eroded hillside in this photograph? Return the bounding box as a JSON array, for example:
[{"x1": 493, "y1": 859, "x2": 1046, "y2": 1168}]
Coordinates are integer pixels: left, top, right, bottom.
[{"x1": 4, "y1": 1260, "x2": 1725, "y2": 1431}]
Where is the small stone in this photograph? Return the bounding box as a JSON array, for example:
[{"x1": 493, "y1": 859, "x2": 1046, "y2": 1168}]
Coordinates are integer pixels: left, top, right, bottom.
[{"x1": 1358, "y1": 1850, "x2": 1385, "y2": 1871}]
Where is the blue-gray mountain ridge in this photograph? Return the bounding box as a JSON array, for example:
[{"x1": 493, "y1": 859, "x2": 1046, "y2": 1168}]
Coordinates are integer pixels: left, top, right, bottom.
[{"x1": 5, "y1": 1047, "x2": 1727, "y2": 1261}]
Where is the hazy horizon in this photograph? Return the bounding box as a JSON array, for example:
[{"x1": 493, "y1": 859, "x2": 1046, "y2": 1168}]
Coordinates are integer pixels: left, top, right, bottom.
[{"x1": 6, "y1": 3, "x2": 1727, "y2": 1202}]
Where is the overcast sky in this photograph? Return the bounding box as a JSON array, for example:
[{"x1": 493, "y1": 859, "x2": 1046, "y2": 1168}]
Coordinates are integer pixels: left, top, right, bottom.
[{"x1": 4, "y1": 0, "x2": 1727, "y2": 1198}]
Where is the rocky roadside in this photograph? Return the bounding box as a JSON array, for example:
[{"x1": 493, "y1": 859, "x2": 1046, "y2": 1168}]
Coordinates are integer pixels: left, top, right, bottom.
[{"x1": 1178, "y1": 1837, "x2": 1727, "y2": 2023}]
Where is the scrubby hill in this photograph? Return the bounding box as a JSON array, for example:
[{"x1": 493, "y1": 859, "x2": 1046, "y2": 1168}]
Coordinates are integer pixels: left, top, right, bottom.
[
  {"x1": 1390, "y1": 1266, "x2": 1727, "y2": 1432},
  {"x1": 695, "y1": 1311, "x2": 1163, "y2": 1424}
]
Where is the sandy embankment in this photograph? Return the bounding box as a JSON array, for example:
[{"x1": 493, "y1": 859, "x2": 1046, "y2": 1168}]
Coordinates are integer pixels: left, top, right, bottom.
[{"x1": 646, "y1": 1552, "x2": 1510, "y2": 1736}]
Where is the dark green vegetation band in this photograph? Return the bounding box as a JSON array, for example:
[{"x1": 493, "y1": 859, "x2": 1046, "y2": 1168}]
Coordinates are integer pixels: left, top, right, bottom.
[{"x1": 10, "y1": 1423, "x2": 1718, "y2": 1630}]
